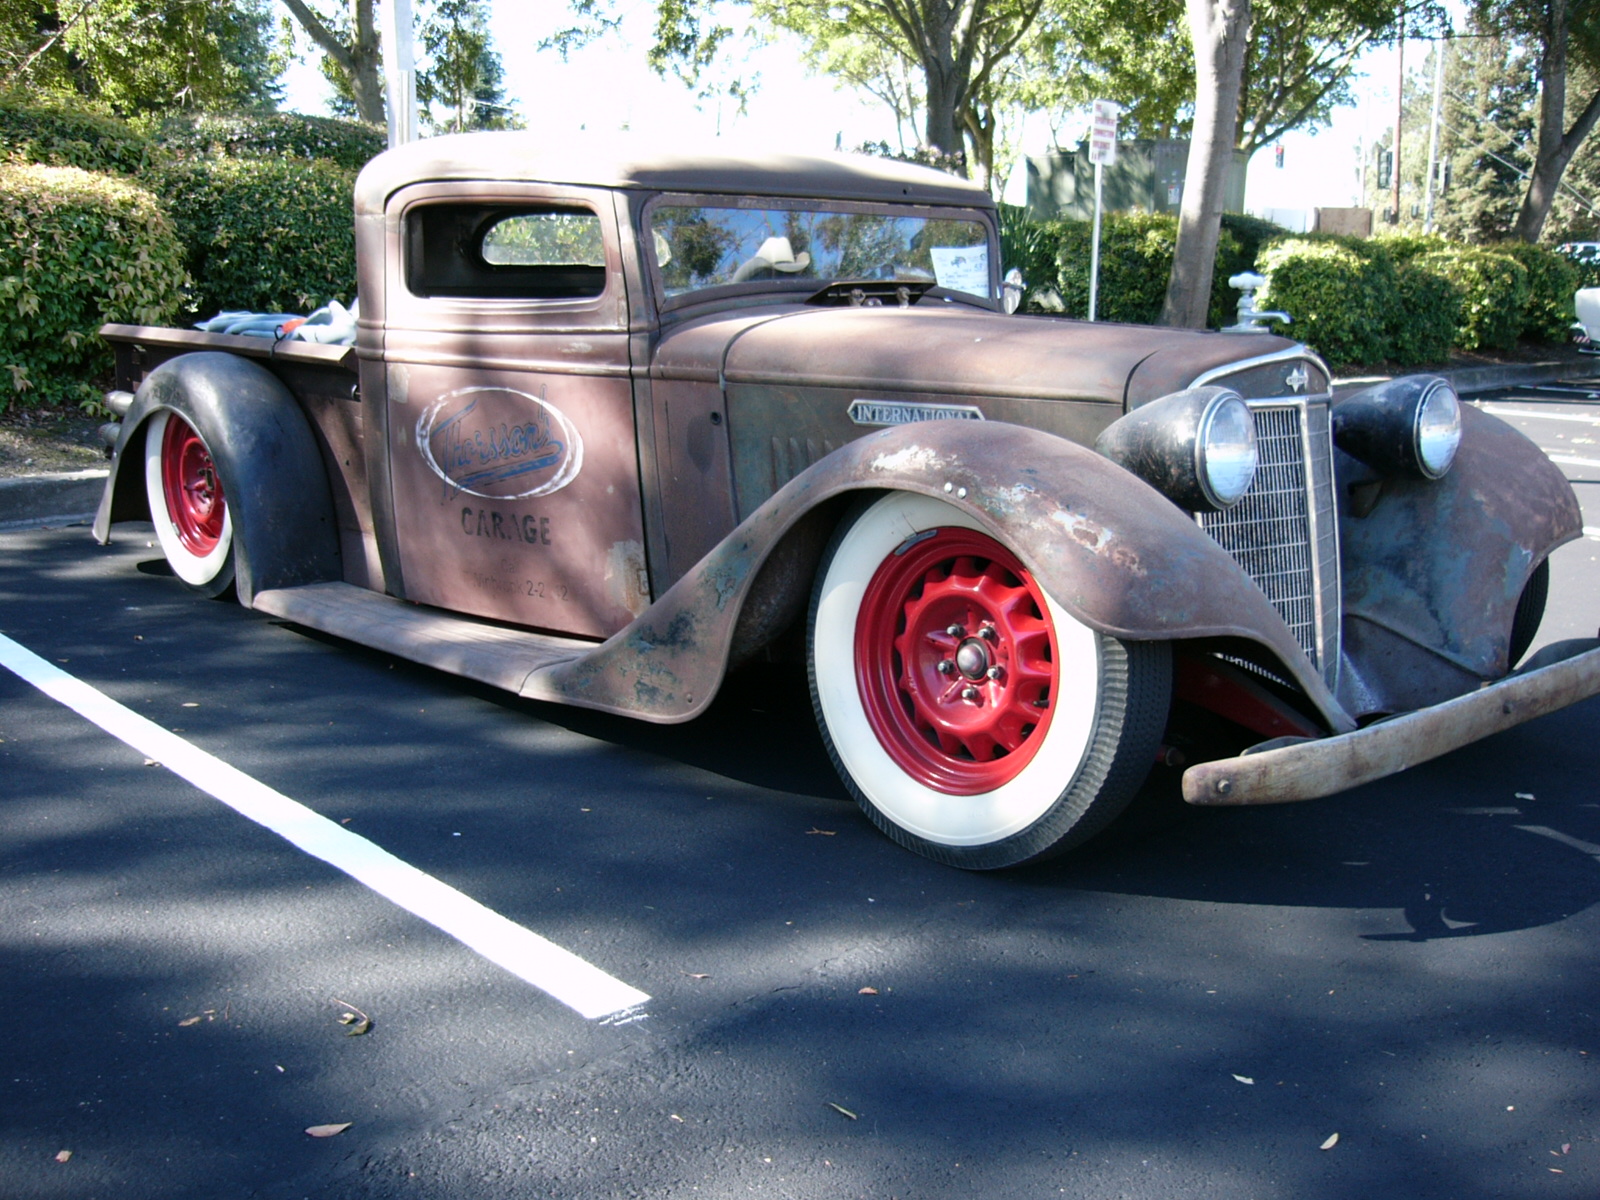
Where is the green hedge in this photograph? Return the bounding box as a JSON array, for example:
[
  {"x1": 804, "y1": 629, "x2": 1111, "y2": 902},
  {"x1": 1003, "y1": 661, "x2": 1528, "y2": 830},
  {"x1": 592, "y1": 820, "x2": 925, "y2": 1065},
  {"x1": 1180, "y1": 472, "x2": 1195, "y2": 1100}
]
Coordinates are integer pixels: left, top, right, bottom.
[
  {"x1": 0, "y1": 163, "x2": 187, "y2": 409},
  {"x1": 149, "y1": 156, "x2": 357, "y2": 319},
  {"x1": 1256, "y1": 237, "x2": 1403, "y2": 365},
  {"x1": 1417, "y1": 246, "x2": 1529, "y2": 352},
  {"x1": 1495, "y1": 241, "x2": 1579, "y2": 342},
  {"x1": 149, "y1": 111, "x2": 385, "y2": 171},
  {"x1": 1390, "y1": 261, "x2": 1461, "y2": 365},
  {"x1": 0, "y1": 97, "x2": 152, "y2": 175}
]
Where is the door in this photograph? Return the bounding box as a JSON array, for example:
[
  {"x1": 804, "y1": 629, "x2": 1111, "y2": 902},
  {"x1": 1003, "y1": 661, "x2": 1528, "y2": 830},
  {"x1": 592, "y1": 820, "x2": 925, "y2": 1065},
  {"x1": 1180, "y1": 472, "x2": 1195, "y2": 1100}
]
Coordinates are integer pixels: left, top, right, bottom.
[{"x1": 379, "y1": 183, "x2": 649, "y2": 639}]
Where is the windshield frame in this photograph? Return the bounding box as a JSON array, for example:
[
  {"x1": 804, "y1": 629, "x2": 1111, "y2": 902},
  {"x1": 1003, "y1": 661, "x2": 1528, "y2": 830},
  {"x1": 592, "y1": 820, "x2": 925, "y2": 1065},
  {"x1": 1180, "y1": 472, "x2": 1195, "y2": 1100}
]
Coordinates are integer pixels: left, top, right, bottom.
[{"x1": 640, "y1": 191, "x2": 1002, "y2": 315}]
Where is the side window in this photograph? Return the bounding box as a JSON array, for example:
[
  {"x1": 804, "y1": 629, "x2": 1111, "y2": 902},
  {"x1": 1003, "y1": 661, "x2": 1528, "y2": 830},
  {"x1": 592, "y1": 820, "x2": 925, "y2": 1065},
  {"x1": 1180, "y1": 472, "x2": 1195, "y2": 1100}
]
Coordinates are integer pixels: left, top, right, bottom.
[{"x1": 406, "y1": 204, "x2": 607, "y2": 299}]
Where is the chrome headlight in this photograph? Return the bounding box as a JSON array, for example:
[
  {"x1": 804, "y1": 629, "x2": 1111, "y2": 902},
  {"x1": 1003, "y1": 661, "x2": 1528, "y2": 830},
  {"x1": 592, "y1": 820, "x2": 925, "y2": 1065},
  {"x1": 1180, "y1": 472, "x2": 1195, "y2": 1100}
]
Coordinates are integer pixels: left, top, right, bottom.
[
  {"x1": 1096, "y1": 386, "x2": 1258, "y2": 512},
  {"x1": 1333, "y1": 376, "x2": 1461, "y2": 480}
]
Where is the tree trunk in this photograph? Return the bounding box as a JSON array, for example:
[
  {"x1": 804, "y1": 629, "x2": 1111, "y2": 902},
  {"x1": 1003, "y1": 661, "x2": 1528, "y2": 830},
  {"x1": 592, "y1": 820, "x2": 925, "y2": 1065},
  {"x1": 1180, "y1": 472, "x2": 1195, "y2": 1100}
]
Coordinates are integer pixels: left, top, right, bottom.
[
  {"x1": 1511, "y1": 0, "x2": 1600, "y2": 242},
  {"x1": 282, "y1": 0, "x2": 386, "y2": 125},
  {"x1": 1160, "y1": 0, "x2": 1250, "y2": 328},
  {"x1": 347, "y1": 0, "x2": 385, "y2": 126},
  {"x1": 923, "y1": 67, "x2": 966, "y2": 160}
]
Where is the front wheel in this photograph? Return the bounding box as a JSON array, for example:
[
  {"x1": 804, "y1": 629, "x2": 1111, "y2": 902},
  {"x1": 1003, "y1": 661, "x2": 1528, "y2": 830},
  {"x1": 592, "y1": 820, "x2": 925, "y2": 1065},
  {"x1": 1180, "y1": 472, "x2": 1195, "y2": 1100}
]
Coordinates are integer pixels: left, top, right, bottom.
[
  {"x1": 808, "y1": 493, "x2": 1170, "y2": 869},
  {"x1": 144, "y1": 409, "x2": 235, "y2": 597}
]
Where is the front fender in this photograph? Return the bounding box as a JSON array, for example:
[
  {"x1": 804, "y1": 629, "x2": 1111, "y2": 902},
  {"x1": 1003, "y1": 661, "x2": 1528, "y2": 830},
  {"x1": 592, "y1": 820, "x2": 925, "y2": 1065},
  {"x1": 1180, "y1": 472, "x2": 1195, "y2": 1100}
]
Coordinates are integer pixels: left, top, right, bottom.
[
  {"x1": 525, "y1": 420, "x2": 1346, "y2": 728},
  {"x1": 94, "y1": 352, "x2": 340, "y2": 605},
  {"x1": 1338, "y1": 401, "x2": 1582, "y2": 697}
]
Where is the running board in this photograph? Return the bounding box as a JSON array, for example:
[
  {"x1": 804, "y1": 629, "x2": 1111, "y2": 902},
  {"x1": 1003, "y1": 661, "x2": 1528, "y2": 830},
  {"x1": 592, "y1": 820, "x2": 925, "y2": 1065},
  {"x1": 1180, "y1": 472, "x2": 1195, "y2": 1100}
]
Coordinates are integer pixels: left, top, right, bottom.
[{"x1": 251, "y1": 582, "x2": 593, "y2": 694}]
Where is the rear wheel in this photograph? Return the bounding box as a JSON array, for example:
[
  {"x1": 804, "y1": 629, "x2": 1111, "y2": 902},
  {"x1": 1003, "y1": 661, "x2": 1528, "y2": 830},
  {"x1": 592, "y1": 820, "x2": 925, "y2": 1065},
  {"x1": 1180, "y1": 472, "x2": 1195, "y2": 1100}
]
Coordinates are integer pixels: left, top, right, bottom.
[
  {"x1": 808, "y1": 492, "x2": 1170, "y2": 869},
  {"x1": 144, "y1": 409, "x2": 235, "y2": 597}
]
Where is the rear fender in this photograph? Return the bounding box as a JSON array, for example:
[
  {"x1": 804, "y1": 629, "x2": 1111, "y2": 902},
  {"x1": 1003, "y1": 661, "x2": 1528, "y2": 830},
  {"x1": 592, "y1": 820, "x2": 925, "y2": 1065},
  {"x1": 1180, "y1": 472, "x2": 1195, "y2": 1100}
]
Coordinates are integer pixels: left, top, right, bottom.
[
  {"x1": 94, "y1": 352, "x2": 340, "y2": 605},
  {"x1": 525, "y1": 420, "x2": 1348, "y2": 728}
]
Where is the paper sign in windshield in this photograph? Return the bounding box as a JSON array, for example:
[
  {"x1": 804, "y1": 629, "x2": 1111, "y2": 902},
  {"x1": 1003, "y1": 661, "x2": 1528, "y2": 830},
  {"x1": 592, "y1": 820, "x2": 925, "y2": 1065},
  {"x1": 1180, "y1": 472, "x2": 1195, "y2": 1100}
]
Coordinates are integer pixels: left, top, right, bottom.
[{"x1": 930, "y1": 245, "x2": 990, "y2": 296}]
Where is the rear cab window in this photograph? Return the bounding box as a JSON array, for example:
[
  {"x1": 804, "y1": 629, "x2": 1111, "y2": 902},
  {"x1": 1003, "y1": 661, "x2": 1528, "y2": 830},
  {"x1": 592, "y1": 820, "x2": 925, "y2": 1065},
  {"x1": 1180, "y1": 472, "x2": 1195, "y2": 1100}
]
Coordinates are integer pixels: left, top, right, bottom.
[{"x1": 406, "y1": 205, "x2": 608, "y2": 300}]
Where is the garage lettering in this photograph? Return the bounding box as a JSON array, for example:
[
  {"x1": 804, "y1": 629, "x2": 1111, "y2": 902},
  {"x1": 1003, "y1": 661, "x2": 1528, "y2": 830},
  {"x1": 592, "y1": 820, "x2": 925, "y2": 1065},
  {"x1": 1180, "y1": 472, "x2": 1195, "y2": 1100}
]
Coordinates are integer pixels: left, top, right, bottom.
[{"x1": 461, "y1": 507, "x2": 552, "y2": 544}]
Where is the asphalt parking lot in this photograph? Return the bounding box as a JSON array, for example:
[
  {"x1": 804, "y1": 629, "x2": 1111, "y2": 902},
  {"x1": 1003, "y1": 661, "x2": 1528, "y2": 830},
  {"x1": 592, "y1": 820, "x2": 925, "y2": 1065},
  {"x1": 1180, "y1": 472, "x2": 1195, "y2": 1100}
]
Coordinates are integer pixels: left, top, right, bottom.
[{"x1": 1, "y1": 378, "x2": 1598, "y2": 1199}]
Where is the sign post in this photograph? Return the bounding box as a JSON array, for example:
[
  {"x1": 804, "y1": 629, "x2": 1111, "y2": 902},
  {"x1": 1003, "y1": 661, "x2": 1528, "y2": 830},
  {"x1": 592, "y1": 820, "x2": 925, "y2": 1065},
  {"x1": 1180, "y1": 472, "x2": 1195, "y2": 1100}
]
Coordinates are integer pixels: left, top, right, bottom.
[{"x1": 1087, "y1": 99, "x2": 1119, "y2": 322}]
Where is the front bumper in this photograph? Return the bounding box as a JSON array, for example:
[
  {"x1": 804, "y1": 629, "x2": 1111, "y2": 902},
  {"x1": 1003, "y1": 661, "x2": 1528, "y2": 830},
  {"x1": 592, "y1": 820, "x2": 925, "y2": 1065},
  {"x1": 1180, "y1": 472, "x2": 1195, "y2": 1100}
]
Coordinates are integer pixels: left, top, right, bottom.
[{"x1": 1182, "y1": 638, "x2": 1600, "y2": 806}]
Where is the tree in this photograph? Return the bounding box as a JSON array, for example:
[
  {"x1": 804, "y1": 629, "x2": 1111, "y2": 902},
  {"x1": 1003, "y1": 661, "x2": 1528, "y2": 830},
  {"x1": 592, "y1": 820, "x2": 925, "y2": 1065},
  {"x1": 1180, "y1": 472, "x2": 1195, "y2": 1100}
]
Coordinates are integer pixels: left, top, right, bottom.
[
  {"x1": 417, "y1": 0, "x2": 512, "y2": 132},
  {"x1": 750, "y1": 0, "x2": 1049, "y2": 173},
  {"x1": 1474, "y1": 0, "x2": 1600, "y2": 241},
  {"x1": 1159, "y1": 0, "x2": 1248, "y2": 328},
  {"x1": 1073, "y1": 0, "x2": 1445, "y2": 155},
  {"x1": 280, "y1": 0, "x2": 384, "y2": 125},
  {"x1": 1, "y1": 0, "x2": 282, "y2": 113}
]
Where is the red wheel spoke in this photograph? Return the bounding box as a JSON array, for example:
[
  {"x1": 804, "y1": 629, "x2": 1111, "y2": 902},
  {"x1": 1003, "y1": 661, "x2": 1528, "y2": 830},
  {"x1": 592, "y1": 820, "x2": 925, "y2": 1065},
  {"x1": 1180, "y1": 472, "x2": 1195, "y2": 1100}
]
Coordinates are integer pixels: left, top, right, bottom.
[
  {"x1": 855, "y1": 526, "x2": 1060, "y2": 795},
  {"x1": 161, "y1": 414, "x2": 226, "y2": 558}
]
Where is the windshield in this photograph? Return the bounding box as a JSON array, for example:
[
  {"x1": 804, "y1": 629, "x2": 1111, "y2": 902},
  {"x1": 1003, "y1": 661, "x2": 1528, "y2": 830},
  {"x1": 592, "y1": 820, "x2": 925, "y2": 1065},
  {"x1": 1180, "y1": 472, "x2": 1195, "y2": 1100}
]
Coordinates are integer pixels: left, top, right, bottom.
[{"x1": 649, "y1": 201, "x2": 994, "y2": 305}]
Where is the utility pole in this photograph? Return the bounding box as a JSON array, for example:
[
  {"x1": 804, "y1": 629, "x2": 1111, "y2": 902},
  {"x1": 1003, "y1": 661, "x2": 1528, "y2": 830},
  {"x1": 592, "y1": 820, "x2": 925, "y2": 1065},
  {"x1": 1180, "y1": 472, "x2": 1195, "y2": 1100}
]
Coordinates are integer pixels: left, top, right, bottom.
[
  {"x1": 379, "y1": 0, "x2": 417, "y2": 148},
  {"x1": 1424, "y1": 36, "x2": 1446, "y2": 231},
  {"x1": 1393, "y1": 13, "x2": 1404, "y2": 223}
]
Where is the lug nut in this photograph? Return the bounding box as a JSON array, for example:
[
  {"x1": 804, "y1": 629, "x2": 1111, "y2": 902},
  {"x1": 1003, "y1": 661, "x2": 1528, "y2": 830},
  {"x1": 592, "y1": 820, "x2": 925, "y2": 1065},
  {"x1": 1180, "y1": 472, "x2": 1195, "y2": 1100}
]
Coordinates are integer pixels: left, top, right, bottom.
[
  {"x1": 946, "y1": 624, "x2": 965, "y2": 637},
  {"x1": 961, "y1": 686, "x2": 980, "y2": 701},
  {"x1": 978, "y1": 625, "x2": 997, "y2": 641},
  {"x1": 986, "y1": 666, "x2": 1004, "y2": 681},
  {"x1": 936, "y1": 659, "x2": 955, "y2": 675}
]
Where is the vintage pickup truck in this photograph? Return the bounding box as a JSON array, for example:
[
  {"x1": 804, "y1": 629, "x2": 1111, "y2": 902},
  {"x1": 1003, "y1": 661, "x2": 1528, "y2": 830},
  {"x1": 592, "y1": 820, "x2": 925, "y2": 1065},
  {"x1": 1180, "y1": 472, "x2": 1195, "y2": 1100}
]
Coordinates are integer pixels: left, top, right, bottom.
[{"x1": 93, "y1": 132, "x2": 1600, "y2": 868}]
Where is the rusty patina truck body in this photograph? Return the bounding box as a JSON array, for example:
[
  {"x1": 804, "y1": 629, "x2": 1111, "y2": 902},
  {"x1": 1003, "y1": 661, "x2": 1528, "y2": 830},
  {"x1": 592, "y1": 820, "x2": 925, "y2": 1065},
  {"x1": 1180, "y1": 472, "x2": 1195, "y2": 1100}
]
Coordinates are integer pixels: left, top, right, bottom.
[{"x1": 94, "y1": 133, "x2": 1600, "y2": 868}]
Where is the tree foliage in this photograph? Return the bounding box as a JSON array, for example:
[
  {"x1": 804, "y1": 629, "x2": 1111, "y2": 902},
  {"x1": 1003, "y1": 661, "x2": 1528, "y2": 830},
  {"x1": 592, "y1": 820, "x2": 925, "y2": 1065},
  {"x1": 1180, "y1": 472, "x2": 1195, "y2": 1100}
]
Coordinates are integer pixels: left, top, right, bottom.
[
  {"x1": 1473, "y1": 0, "x2": 1600, "y2": 240},
  {"x1": 0, "y1": 0, "x2": 281, "y2": 115},
  {"x1": 417, "y1": 0, "x2": 513, "y2": 132}
]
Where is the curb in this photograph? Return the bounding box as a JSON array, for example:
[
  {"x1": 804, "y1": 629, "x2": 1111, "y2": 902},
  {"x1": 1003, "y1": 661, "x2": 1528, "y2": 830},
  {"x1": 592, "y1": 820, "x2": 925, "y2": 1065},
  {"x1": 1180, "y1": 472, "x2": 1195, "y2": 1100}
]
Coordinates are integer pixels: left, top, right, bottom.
[
  {"x1": 0, "y1": 469, "x2": 107, "y2": 531},
  {"x1": 2, "y1": 358, "x2": 1598, "y2": 531},
  {"x1": 1335, "y1": 356, "x2": 1600, "y2": 396}
]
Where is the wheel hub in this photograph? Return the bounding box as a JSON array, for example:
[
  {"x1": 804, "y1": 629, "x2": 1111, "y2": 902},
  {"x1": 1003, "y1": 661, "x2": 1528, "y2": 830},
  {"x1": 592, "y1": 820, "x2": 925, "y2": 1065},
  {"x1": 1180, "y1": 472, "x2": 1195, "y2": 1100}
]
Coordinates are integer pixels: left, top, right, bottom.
[{"x1": 954, "y1": 638, "x2": 990, "y2": 680}]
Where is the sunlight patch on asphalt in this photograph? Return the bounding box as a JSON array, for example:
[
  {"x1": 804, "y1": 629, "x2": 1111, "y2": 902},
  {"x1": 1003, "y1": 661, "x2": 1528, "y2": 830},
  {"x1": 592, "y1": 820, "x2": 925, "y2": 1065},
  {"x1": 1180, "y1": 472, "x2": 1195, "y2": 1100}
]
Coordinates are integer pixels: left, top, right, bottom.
[{"x1": 0, "y1": 632, "x2": 649, "y2": 1022}]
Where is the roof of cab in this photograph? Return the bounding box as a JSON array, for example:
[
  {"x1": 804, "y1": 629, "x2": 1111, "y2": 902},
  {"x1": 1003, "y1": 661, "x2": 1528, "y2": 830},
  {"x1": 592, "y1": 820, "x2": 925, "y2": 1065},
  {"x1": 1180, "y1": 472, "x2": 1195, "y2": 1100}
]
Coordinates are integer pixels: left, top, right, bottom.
[{"x1": 354, "y1": 131, "x2": 993, "y2": 215}]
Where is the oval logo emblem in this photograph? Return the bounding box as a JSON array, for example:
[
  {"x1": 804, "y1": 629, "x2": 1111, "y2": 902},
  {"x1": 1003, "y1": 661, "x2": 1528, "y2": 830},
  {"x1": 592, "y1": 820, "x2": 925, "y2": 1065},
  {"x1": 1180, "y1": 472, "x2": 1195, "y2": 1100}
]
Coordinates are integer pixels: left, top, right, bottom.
[{"x1": 416, "y1": 386, "x2": 584, "y2": 500}]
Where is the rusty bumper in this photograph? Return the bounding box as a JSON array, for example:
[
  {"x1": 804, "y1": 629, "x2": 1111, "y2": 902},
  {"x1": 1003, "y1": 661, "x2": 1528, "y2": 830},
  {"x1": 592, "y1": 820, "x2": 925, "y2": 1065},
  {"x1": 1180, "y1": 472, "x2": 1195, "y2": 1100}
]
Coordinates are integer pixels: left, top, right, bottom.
[{"x1": 1182, "y1": 638, "x2": 1600, "y2": 806}]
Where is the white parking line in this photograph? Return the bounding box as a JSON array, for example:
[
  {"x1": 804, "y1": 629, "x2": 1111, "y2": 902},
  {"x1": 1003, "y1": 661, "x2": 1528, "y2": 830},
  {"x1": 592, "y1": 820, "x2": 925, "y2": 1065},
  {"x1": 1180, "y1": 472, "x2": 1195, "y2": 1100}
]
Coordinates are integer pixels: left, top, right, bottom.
[
  {"x1": 1478, "y1": 404, "x2": 1600, "y2": 425},
  {"x1": 0, "y1": 632, "x2": 649, "y2": 1022},
  {"x1": 1547, "y1": 454, "x2": 1600, "y2": 470}
]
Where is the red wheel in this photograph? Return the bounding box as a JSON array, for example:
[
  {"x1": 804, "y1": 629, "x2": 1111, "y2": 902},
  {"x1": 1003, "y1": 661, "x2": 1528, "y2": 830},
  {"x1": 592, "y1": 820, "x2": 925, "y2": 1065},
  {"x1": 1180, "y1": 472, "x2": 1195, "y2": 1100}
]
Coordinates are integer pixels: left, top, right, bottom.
[
  {"x1": 144, "y1": 410, "x2": 235, "y2": 595},
  {"x1": 809, "y1": 493, "x2": 1169, "y2": 869},
  {"x1": 854, "y1": 528, "x2": 1057, "y2": 794}
]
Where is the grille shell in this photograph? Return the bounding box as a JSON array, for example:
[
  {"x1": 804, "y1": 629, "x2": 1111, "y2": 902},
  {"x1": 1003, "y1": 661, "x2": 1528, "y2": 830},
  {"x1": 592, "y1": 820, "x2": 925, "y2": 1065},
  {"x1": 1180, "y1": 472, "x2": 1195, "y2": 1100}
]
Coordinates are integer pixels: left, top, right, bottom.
[{"x1": 1197, "y1": 398, "x2": 1341, "y2": 683}]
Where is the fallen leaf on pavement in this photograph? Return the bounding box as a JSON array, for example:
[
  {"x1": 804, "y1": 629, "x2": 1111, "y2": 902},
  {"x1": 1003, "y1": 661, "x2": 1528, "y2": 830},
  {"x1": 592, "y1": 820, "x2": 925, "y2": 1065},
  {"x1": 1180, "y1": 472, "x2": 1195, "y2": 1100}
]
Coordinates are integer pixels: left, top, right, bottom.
[
  {"x1": 1321, "y1": 1133, "x2": 1339, "y2": 1150},
  {"x1": 54, "y1": 1150, "x2": 71, "y2": 1163},
  {"x1": 305, "y1": 1123, "x2": 352, "y2": 1138},
  {"x1": 178, "y1": 1016, "x2": 203, "y2": 1027},
  {"x1": 1515, "y1": 792, "x2": 1535, "y2": 801},
  {"x1": 806, "y1": 828, "x2": 836, "y2": 836},
  {"x1": 1232, "y1": 1074, "x2": 1254, "y2": 1085},
  {"x1": 826, "y1": 1102, "x2": 858, "y2": 1120},
  {"x1": 683, "y1": 972, "x2": 710, "y2": 980},
  {"x1": 332, "y1": 999, "x2": 371, "y2": 1036},
  {"x1": 859, "y1": 987, "x2": 879, "y2": 995}
]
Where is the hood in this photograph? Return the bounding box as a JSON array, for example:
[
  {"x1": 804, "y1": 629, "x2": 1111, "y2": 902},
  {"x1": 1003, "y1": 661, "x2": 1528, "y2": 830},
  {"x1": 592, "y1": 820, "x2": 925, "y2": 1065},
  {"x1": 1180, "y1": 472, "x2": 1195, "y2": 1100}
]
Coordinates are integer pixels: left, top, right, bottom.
[{"x1": 653, "y1": 304, "x2": 1302, "y2": 408}]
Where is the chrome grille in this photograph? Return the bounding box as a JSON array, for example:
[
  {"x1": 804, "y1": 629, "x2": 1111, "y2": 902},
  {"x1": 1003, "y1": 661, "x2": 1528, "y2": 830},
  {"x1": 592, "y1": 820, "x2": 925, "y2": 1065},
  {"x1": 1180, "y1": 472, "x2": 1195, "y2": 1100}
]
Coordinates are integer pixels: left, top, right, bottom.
[{"x1": 1198, "y1": 400, "x2": 1340, "y2": 679}]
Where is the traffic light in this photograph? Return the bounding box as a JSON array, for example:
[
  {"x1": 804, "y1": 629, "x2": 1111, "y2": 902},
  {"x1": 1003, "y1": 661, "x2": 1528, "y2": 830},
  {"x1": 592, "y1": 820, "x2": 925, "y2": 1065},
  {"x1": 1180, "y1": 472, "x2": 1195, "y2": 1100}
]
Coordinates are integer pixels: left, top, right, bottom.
[
  {"x1": 1376, "y1": 148, "x2": 1393, "y2": 189},
  {"x1": 1274, "y1": 144, "x2": 1284, "y2": 169}
]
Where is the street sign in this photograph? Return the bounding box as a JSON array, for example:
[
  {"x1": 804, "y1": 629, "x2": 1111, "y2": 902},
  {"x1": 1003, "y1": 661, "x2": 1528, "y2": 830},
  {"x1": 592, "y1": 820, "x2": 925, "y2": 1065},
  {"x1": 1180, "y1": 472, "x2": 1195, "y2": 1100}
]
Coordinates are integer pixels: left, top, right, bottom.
[{"x1": 1089, "y1": 98, "x2": 1119, "y2": 166}]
